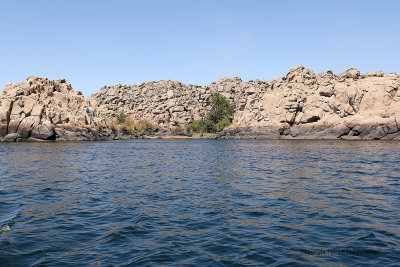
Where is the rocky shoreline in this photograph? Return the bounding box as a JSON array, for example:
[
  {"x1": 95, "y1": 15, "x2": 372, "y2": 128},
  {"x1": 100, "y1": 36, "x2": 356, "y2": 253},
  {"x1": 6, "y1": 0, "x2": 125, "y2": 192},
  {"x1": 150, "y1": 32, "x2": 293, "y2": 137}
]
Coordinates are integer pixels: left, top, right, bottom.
[{"x1": 1, "y1": 66, "x2": 400, "y2": 142}]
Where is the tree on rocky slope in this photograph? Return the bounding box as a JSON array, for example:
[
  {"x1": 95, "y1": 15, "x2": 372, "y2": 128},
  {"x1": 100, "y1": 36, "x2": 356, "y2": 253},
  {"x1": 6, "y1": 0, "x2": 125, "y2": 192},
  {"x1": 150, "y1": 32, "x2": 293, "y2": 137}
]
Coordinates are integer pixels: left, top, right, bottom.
[{"x1": 190, "y1": 93, "x2": 235, "y2": 133}]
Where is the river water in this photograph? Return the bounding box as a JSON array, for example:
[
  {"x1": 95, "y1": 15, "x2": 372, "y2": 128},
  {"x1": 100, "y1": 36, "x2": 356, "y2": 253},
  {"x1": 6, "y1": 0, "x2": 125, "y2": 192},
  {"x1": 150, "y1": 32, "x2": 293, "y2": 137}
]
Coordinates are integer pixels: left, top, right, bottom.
[{"x1": 0, "y1": 140, "x2": 399, "y2": 266}]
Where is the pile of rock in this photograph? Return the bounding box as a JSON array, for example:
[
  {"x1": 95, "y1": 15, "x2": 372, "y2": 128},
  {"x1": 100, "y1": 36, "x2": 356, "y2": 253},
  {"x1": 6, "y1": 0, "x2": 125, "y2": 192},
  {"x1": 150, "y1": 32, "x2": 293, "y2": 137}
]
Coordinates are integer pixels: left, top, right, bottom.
[
  {"x1": 89, "y1": 66, "x2": 400, "y2": 140},
  {"x1": 88, "y1": 81, "x2": 206, "y2": 129},
  {"x1": 0, "y1": 77, "x2": 113, "y2": 141},
  {"x1": 2, "y1": 66, "x2": 400, "y2": 142},
  {"x1": 87, "y1": 77, "x2": 269, "y2": 130},
  {"x1": 233, "y1": 66, "x2": 400, "y2": 140}
]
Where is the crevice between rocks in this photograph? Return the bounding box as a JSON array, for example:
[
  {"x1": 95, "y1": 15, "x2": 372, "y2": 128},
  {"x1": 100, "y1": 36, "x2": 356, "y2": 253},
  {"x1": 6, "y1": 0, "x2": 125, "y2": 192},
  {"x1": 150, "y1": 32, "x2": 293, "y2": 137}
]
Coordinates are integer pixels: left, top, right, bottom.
[{"x1": 6, "y1": 100, "x2": 14, "y2": 134}]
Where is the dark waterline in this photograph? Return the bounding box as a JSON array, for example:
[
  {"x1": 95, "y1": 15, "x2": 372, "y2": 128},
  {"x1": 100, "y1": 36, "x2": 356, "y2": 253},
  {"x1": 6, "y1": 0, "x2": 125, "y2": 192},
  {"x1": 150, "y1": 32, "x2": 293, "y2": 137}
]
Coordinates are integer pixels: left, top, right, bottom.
[{"x1": 0, "y1": 140, "x2": 399, "y2": 266}]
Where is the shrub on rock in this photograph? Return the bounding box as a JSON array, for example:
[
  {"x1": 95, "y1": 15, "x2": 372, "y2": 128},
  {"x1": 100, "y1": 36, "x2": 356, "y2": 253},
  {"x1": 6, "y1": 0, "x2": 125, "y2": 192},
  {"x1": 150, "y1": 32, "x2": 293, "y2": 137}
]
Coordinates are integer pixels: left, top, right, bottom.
[{"x1": 190, "y1": 93, "x2": 235, "y2": 133}]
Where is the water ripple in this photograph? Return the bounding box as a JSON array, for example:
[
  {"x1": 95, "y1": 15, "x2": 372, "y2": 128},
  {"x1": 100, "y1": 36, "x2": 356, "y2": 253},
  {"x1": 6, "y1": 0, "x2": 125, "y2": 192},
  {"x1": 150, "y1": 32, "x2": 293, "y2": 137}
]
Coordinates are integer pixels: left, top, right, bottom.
[{"x1": 0, "y1": 140, "x2": 399, "y2": 265}]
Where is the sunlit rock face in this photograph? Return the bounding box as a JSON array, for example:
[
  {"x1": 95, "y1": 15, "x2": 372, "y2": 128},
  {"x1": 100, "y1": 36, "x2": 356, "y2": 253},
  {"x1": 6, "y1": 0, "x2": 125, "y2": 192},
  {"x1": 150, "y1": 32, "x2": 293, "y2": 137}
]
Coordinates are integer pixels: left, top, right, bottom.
[
  {"x1": 90, "y1": 66, "x2": 400, "y2": 140},
  {"x1": 0, "y1": 77, "x2": 112, "y2": 141},
  {"x1": 233, "y1": 66, "x2": 400, "y2": 140},
  {"x1": 2, "y1": 66, "x2": 400, "y2": 141}
]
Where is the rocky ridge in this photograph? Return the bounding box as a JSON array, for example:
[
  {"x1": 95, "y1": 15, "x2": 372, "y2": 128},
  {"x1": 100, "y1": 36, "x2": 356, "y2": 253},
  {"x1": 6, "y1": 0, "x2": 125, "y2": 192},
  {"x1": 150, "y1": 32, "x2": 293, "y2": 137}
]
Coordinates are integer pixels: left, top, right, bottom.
[
  {"x1": 230, "y1": 66, "x2": 400, "y2": 140},
  {"x1": 88, "y1": 76, "x2": 270, "y2": 129},
  {"x1": 0, "y1": 77, "x2": 113, "y2": 141},
  {"x1": 1, "y1": 66, "x2": 400, "y2": 141},
  {"x1": 89, "y1": 66, "x2": 400, "y2": 140}
]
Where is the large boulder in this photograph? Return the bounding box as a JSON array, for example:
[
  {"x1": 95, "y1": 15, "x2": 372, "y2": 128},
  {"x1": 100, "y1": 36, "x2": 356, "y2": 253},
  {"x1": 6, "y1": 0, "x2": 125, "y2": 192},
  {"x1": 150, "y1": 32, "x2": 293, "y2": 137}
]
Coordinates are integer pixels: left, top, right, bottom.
[{"x1": 31, "y1": 120, "x2": 55, "y2": 140}]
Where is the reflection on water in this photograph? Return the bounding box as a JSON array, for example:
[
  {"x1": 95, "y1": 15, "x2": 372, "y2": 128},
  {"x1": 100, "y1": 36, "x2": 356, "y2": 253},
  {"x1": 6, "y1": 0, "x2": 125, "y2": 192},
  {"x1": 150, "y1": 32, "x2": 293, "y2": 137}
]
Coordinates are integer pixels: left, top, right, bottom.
[{"x1": 0, "y1": 140, "x2": 399, "y2": 266}]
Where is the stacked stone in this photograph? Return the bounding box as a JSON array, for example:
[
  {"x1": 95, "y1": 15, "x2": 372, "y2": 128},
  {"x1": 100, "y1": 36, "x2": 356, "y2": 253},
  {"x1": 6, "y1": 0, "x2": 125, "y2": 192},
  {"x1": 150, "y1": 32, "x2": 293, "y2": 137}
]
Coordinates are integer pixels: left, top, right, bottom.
[
  {"x1": 235, "y1": 66, "x2": 400, "y2": 139},
  {"x1": 88, "y1": 77, "x2": 269, "y2": 129},
  {"x1": 0, "y1": 77, "x2": 111, "y2": 141},
  {"x1": 2, "y1": 65, "x2": 400, "y2": 141}
]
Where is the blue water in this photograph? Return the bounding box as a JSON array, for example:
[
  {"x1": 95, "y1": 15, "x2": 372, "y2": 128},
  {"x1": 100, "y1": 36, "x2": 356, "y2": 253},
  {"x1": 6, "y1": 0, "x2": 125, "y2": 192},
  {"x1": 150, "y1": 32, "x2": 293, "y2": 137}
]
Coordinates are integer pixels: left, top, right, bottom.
[{"x1": 0, "y1": 140, "x2": 399, "y2": 266}]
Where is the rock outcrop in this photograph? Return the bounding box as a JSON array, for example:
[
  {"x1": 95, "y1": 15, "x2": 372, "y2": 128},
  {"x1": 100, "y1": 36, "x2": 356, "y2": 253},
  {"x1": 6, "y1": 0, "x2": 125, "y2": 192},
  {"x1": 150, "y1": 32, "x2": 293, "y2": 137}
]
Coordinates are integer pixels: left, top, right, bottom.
[
  {"x1": 88, "y1": 66, "x2": 400, "y2": 140},
  {"x1": 88, "y1": 77, "x2": 269, "y2": 129},
  {"x1": 233, "y1": 66, "x2": 400, "y2": 140},
  {"x1": 2, "y1": 66, "x2": 400, "y2": 142},
  {"x1": 0, "y1": 77, "x2": 113, "y2": 141}
]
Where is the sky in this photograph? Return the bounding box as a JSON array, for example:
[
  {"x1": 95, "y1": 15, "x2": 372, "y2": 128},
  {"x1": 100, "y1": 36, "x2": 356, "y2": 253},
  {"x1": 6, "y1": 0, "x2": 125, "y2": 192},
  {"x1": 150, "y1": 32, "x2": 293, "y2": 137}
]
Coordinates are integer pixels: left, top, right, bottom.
[{"x1": 0, "y1": 0, "x2": 399, "y2": 96}]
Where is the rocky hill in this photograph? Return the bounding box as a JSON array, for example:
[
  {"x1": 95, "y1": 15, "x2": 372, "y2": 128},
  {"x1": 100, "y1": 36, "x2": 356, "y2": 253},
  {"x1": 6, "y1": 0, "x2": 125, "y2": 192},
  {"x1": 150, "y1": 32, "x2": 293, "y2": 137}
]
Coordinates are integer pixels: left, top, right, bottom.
[
  {"x1": 89, "y1": 66, "x2": 400, "y2": 140},
  {"x1": 1, "y1": 66, "x2": 400, "y2": 141},
  {"x1": 232, "y1": 66, "x2": 400, "y2": 140},
  {"x1": 0, "y1": 77, "x2": 113, "y2": 141},
  {"x1": 87, "y1": 77, "x2": 269, "y2": 129}
]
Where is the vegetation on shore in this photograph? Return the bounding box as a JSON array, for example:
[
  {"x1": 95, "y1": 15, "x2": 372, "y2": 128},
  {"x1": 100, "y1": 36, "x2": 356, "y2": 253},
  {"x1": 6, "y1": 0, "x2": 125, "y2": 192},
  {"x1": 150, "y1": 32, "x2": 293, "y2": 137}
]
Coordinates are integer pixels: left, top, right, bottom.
[
  {"x1": 110, "y1": 93, "x2": 235, "y2": 136},
  {"x1": 189, "y1": 93, "x2": 235, "y2": 133},
  {"x1": 111, "y1": 112, "x2": 156, "y2": 135}
]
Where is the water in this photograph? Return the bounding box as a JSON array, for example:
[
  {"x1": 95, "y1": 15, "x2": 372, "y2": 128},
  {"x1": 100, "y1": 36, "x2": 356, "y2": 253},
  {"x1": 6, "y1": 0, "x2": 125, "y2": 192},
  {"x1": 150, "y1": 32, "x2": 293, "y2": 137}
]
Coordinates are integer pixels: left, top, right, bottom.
[{"x1": 0, "y1": 140, "x2": 399, "y2": 266}]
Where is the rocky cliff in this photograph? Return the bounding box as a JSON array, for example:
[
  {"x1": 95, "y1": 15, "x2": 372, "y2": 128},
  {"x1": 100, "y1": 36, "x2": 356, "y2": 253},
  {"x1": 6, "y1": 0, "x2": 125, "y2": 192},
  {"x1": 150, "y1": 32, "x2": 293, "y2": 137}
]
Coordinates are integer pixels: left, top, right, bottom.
[
  {"x1": 231, "y1": 66, "x2": 400, "y2": 140},
  {"x1": 87, "y1": 77, "x2": 270, "y2": 129},
  {"x1": 2, "y1": 66, "x2": 400, "y2": 141},
  {"x1": 89, "y1": 66, "x2": 400, "y2": 140},
  {"x1": 0, "y1": 77, "x2": 113, "y2": 141}
]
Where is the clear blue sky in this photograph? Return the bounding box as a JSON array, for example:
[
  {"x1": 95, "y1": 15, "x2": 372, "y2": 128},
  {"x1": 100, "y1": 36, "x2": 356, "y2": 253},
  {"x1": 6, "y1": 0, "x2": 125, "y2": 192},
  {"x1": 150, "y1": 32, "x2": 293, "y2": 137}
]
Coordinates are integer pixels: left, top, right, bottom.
[{"x1": 1, "y1": 0, "x2": 399, "y2": 96}]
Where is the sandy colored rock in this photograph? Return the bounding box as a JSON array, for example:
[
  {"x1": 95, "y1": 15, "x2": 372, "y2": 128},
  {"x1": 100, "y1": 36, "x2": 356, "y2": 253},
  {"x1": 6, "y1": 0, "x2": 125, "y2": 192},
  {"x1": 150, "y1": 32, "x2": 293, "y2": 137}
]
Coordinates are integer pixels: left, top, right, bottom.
[
  {"x1": 2, "y1": 66, "x2": 400, "y2": 141},
  {"x1": 0, "y1": 77, "x2": 113, "y2": 141},
  {"x1": 88, "y1": 66, "x2": 400, "y2": 140}
]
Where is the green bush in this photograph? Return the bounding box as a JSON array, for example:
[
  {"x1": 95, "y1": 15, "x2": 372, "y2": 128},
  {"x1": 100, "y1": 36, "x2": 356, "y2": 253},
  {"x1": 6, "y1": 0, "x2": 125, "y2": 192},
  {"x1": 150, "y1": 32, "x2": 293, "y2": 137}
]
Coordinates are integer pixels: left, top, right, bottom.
[
  {"x1": 189, "y1": 93, "x2": 235, "y2": 134},
  {"x1": 190, "y1": 119, "x2": 217, "y2": 133},
  {"x1": 123, "y1": 124, "x2": 135, "y2": 134},
  {"x1": 113, "y1": 113, "x2": 156, "y2": 135},
  {"x1": 136, "y1": 119, "x2": 156, "y2": 135},
  {"x1": 207, "y1": 93, "x2": 236, "y2": 123},
  {"x1": 189, "y1": 119, "x2": 203, "y2": 133},
  {"x1": 116, "y1": 112, "x2": 127, "y2": 124},
  {"x1": 215, "y1": 117, "x2": 231, "y2": 132}
]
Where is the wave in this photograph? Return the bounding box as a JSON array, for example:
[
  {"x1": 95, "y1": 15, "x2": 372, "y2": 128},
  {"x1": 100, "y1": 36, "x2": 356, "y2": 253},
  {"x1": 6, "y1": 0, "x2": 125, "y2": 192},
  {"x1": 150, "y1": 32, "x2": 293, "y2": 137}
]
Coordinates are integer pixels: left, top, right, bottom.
[{"x1": 0, "y1": 202, "x2": 21, "y2": 234}]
